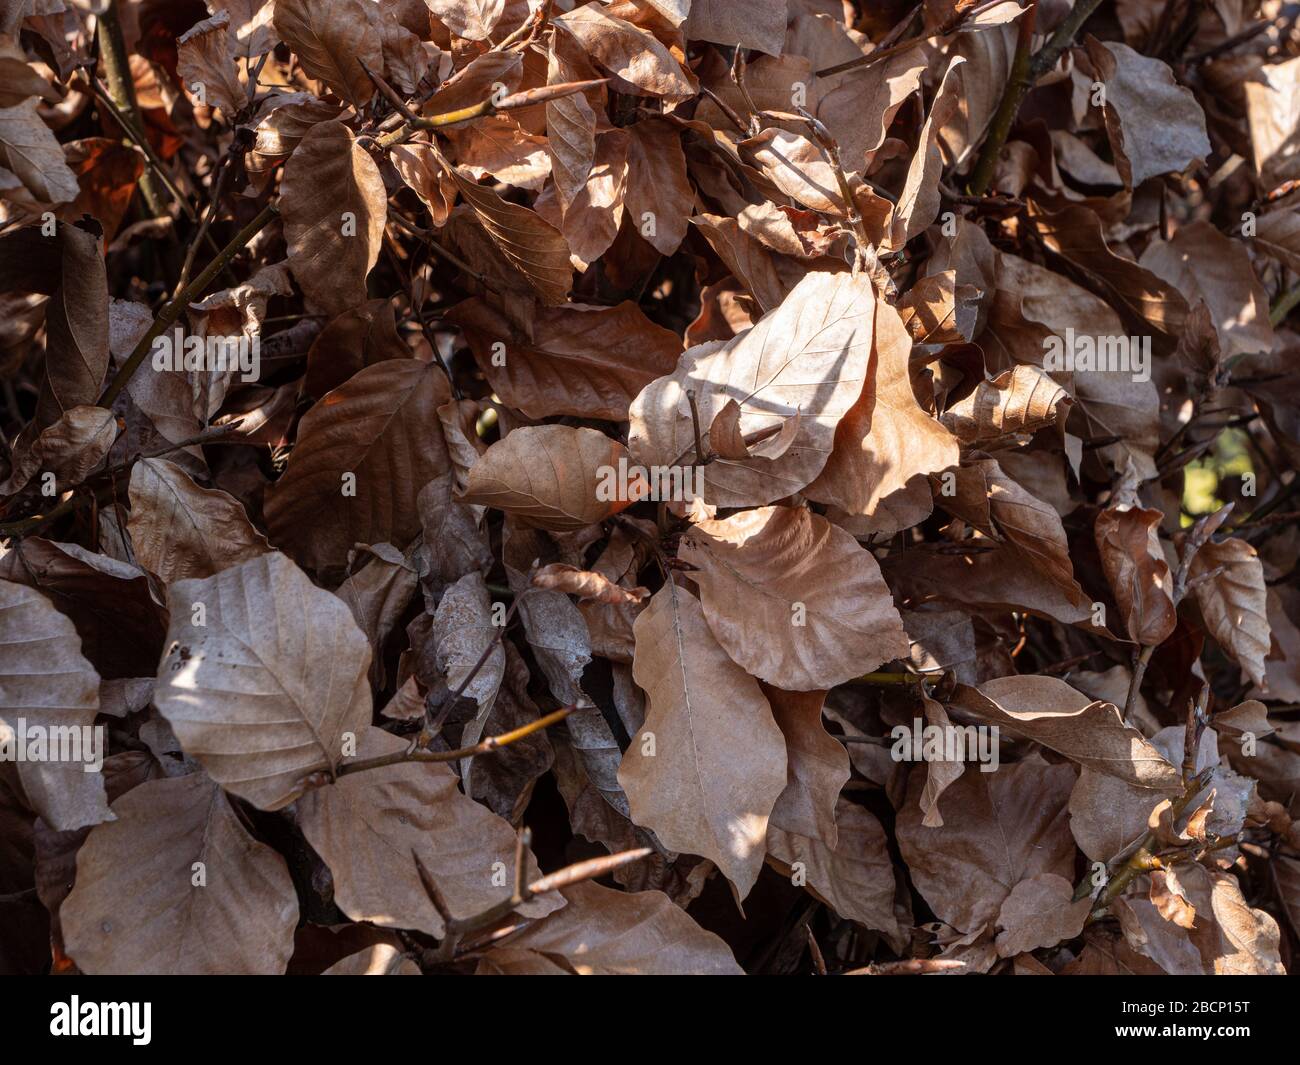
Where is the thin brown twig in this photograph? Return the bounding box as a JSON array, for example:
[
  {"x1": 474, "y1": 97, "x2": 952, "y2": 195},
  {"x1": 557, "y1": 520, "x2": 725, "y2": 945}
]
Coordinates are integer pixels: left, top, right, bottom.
[
  {"x1": 172, "y1": 145, "x2": 238, "y2": 298},
  {"x1": 422, "y1": 585, "x2": 534, "y2": 740},
  {"x1": 1123, "y1": 645, "x2": 1155, "y2": 724},
  {"x1": 335, "y1": 705, "x2": 576, "y2": 779},
  {"x1": 372, "y1": 79, "x2": 607, "y2": 150},
  {"x1": 728, "y1": 48, "x2": 762, "y2": 135},
  {"x1": 816, "y1": 0, "x2": 1007, "y2": 76},
  {"x1": 357, "y1": 58, "x2": 420, "y2": 123},
  {"x1": 98, "y1": 202, "x2": 279, "y2": 409},
  {"x1": 806, "y1": 928, "x2": 828, "y2": 975},
  {"x1": 0, "y1": 481, "x2": 124, "y2": 540},
  {"x1": 968, "y1": 0, "x2": 1112, "y2": 195},
  {"x1": 387, "y1": 209, "x2": 491, "y2": 288},
  {"x1": 380, "y1": 214, "x2": 462, "y2": 397},
  {"x1": 82, "y1": 76, "x2": 193, "y2": 223},
  {"x1": 792, "y1": 107, "x2": 893, "y2": 291},
  {"x1": 685, "y1": 389, "x2": 710, "y2": 466},
  {"x1": 1187, "y1": 12, "x2": 1284, "y2": 63},
  {"x1": 1081, "y1": 767, "x2": 1215, "y2": 920},
  {"x1": 844, "y1": 958, "x2": 968, "y2": 975},
  {"x1": 496, "y1": 0, "x2": 556, "y2": 52},
  {"x1": 427, "y1": 843, "x2": 652, "y2": 963}
]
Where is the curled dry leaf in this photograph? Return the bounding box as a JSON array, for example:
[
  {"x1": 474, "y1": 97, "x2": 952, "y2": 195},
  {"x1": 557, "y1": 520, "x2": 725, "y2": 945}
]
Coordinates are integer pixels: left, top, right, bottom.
[
  {"x1": 176, "y1": 11, "x2": 248, "y2": 117},
  {"x1": 941, "y1": 365, "x2": 1071, "y2": 445},
  {"x1": 337, "y1": 544, "x2": 418, "y2": 690},
  {"x1": 460, "y1": 424, "x2": 632, "y2": 532},
  {"x1": 432, "y1": 571, "x2": 505, "y2": 763},
  {"x1": 685, "y1": 0, "x2": 786, "y2": 56},
  {"x1": 439, "y1": 159, "x2": 574, "y2": 305},
  {"x1": 556, "y1": 5, "x2": 694, "y2": 101},
  {"x1": 631, "y1": 270, "x2": 877, "y2": 508},
  {"x1": 896, "y1": 761, "x2": 1077, "y2": 937},
  {"x1": 935, "y1": 459, "x2": 1085, "y2": 606},
  {"x1": 424, "y1": 0, "x2": 506, "y2": 42},
  {"x1": 487, "y1": 879, "x2": 743, "y2": 975},
  {"x1": 623, "y1": 117, "x2": 691, "y2": 255},
  {"x1": 0, "y1": 222, "x2": 111, "y2": 429},
  {"x1": 0, "y1": 540, "x2": 166, "y2": 680},
  {"x1": 437, "y1": 397, "x2": 487, "y2": 493},
  {"x1": 1189, "y1": 536, "x2": 1271, "y2": 689},
  {"x1": 0, "y1": 47, "x2": 59, "y2": 109},
  {"x1": 680, "y1": 505, "x2": 910, "y2": 691},
  {"x1": 950, "y1": 675, "x2": 1181, "y2": 789},
  {"x1": 416, "y1": 472, "x2": 493, "y2": 589},
  {"x1": 0, "y1": 406, "x2": 116, "y2": 496},
  {"x1": 805, "y1": 299, "x2": 959, "y2": 516},
  {"x1": 1083, "y1": 39, "x2": 1210, "y2": 189},
  {"x1": 303, "y1": 298, "x2": 411, "y2": 398},
  {"x1": 1140, "y1": 222, "x2": 1274, "y2": 361},
  {"x1": 545, "y1": 33, "x2": 598, "y2": 213},
  {"x1": 281, "y1": 120, "x2": 387, "y2": 317},
  {"x1": 209, "y1": 0, "x2": 277, "y2": 60},
  {"x1": 532, "y1": 562, "x2": 648, "y2": 605},
  {"x1": 767, "y1": 797, "x2": 902, "y2": 944},
  {"x1": 1215, "y1": 699, "x2": 1273, "y2": 737},
  {"x1": 448, "y1": 297, "x2": 681, "y2": 421},
  {"x1": 246, "y1": 95, "x2": 345, "y2": 187},
  {"x1": 322, "y1": 943, "x2": 421, "y2": 976},
  {"x1": 1094, "y1": 505, "x2": 1176, "y2": 647},
  {"x1": 886, "y1": 56, "x2": 964, "y2": 250},
  {"x1": 994, "y1": 874, "x2": 1091, "y2": 958},
  {"x1": 916, "y1": 692, "x2": 966, "y2": 829},
  {"x1": 762, "y1": 685, "x2": 847, "y2": 846},
  {"x1": 271, "y1": 0, "x2": 381, "y2": 111},
  {"x1": 0, "y1": 96, "x2": 79, "y2": 202},
  {"x1": 127, "y1": 458, "x2": 270, "y2": 584},
  {"x1": 391, "y1": 141, "x2": 459, "y2": 227}
]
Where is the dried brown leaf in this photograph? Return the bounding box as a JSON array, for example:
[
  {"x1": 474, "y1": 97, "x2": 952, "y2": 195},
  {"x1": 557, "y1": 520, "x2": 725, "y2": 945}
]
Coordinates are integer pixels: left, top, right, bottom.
[
  {"x1": 62, "y1": 772, "x2": 297, "y2": 974},
  {"x1": 619, "y1": 581, "x2": 787, "y2": 898},
  {"x1": 154, "y1": 552, "x2": 373, "y2": 810},
  {"x1": 680, "y1": 505, "x2": 910, "y2": 690}
]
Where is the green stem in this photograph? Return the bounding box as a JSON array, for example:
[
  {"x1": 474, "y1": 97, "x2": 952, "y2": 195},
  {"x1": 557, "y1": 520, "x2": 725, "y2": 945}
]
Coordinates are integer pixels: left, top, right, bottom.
[
  {"x1": 967, "y1": 0, "x2": 1107, "y2": 196},
  {"x1": 1270, "y1": 282, "x2": 1300, "y2": 326},
  {"x1": 0, "y1": 484, "x2": 118, "y2": 540},
  {"x1": 1081, "y1": 768, "x2": 1214, "y2": 919},
  {"x1": 95, "y1": 2, "x2": 168, "y2": 219},
  {"x1": 967, "y1": 1, "x2": 1038, "y2": 196}
]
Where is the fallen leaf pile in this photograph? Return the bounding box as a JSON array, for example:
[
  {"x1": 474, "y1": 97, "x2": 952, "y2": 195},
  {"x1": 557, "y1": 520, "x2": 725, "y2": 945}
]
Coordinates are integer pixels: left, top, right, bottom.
[{"x1": 1, "y1": 0, "x2": 1299, "y2": 977}]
